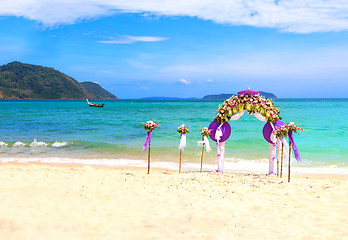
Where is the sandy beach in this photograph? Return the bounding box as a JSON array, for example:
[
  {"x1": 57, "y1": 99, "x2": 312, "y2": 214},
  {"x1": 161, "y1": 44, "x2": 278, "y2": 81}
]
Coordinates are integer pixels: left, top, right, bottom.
[{"x1": 0, "y1": 163, "x2": 347, "y2": 240}]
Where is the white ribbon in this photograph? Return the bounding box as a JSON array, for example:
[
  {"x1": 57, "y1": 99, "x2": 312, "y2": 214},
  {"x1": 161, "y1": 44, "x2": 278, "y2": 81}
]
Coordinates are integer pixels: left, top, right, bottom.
[
  {"x1": 269, "y1": 143, "x2": 276, "y2": 174},
  {"x1": 178, "y1": 134, "x2": 187, "y2": 151},
  {"x1": 280, "y1": 137, "x2": 289, "y2": 158},
  {"x1": 214, "y1": 123, "x2": 225, "y2": 172},
  {"x1": 197, "y1": 135, "x2": 212, "y2": 152},
  {"x1": 217, "y1": 142, "x2": 225, "y2": 172},
  {"x1": 253, "y1": 112, "x2": 267, "y2": 122},
  {"x1": 229, "y1": 110, "x2": 245, "y2": 121},
  {"x1": 276, "y1": 138, "x2": 282, "y2": 174},
  {"x1": 215, "y1": 123, "x2": 223, "y2": 142},
  {"x1": 269, "y1": 122, "x2": 277, "y2": 145}
]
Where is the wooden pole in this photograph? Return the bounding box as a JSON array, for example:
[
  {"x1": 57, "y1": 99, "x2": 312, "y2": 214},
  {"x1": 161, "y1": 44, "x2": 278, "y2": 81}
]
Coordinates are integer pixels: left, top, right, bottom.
[
  {"x1": 288, "y1": 140, "x2": 292, "y2": 182},
  {"x1": 280, "y1": 143, "x2": 284, "y2": 178},
  {"x1": 276, "y1": 140, "x2": 280, "y2": 177},
  {"x1": 147, "y1": 140, "x2": 151, "y2": 174},
  {"x1": 179, "y1": 149, "x2": 182, "y2": 173},
  {"x1": 200, "y1": 136, "x2": 205, "y2": 173}
]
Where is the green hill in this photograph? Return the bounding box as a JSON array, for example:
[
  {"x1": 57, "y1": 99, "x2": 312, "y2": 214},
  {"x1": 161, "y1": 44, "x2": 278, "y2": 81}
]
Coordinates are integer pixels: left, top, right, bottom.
[
  {"x1": 81, "y1": 82, "x2": 117, "y2": 99},
  {"x1": 0, "y1": 62, "x2": 118, "y2": 99}
]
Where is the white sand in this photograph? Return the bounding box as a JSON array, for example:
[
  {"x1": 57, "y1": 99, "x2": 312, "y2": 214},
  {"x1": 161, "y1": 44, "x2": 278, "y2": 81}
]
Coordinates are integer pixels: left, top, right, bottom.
[{"x1": 0, "y1": 163, "x2": 347, "y2": 240}]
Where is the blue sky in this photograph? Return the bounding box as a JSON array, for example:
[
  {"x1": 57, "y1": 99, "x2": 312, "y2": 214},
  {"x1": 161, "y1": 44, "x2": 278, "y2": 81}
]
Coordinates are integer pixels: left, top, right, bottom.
[{"x1": 1, "y1": 1, "x2": 348, "y2": 98}]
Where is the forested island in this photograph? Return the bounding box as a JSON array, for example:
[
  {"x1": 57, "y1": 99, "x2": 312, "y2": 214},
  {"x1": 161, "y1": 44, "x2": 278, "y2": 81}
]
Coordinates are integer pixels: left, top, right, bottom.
[
  {"x1": 0, "y1": 62, "x2": 117, "y2": 99},
  {"x1": 203, "y1": 91, "x2": 277, "y2": 99}
]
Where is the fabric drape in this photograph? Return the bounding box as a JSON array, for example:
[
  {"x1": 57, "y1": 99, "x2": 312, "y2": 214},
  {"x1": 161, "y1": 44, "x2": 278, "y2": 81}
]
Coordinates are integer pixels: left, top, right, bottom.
[
  {"x1": 141, "y1": 131, "x2": 152, "y2": 152},
  {"x1": 178, "y1": 134, "x2": 187, "y2": 151},
  {"x1": 197, "y1": 135, "x2": 212, "y2": 152},
  {"x1": 217, "y1": 141, "x2": 225, "y2": 172}
]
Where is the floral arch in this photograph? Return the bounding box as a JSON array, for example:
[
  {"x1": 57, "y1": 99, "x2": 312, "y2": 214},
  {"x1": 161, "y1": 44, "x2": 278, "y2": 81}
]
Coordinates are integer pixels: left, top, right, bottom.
[
  {"x1": 215, "y1": 89, "x2": 281, "y2": 124},
  {"x1": 209, "y1": 89, "x2": 291, "y2": 173}
]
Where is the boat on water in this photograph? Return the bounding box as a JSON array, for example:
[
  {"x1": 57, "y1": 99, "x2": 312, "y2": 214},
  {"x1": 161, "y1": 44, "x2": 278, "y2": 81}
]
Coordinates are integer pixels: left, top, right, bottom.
[{"x1": 86, "y1": 99, "x2": 104, "y2": 107}]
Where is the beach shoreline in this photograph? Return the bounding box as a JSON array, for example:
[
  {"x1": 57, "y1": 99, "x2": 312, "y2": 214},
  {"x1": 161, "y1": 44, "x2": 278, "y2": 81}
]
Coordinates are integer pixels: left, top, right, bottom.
[
  {"x1": 0, "y1": 162, "x2": 347, "y2": 239},
  {"x1": 1, "y1": 156, "x2": 348, "y2": 177}
]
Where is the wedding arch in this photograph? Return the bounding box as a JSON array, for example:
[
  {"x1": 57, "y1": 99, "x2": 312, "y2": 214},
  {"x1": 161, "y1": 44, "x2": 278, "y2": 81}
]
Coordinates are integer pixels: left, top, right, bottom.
[{"x1": 208, "y1": 89, "x2": 300, "y2": 173}]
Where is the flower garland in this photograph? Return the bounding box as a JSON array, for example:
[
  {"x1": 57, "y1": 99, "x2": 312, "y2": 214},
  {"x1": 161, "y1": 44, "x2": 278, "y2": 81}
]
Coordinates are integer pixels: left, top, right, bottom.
[
  {"x1": 177, "y1": 124, "x2": 190, "y2": 134},
  {"x1": 273, "y1": 122, "x2": 304, "y2": 139},
  {"x1": 142, "y1": 120, "x2": 159, "y2": 132},
  {"x1": 200, "y1": 127, "x2": 212, "y2": 137},
  {"x1": 215, "y1": 93, "x2": 281, "y2": 123}
]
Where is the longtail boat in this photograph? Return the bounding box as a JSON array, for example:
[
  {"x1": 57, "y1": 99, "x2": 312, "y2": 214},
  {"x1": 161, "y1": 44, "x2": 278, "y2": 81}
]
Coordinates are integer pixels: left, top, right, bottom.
[{"x1": 86, "y1": 99, "x2": 104, "y2": 107}]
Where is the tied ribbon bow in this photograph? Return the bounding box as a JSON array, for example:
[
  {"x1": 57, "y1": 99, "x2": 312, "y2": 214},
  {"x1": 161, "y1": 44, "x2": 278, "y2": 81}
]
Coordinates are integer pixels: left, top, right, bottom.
[{"x1": 197, "y1": 135, "x2": 212, "y2": 152}]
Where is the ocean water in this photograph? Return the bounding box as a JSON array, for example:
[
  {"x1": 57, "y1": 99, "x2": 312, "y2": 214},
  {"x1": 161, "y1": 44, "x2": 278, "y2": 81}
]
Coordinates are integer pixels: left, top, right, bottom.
[{"x1": 0, "y1": 99, "x2": 347, "y2": 175}]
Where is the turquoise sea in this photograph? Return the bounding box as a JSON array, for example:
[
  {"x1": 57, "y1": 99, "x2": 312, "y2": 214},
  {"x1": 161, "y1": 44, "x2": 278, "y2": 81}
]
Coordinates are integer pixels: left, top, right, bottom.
[{"x1": 0, "y1": 99, "x2": 347, "y2": 175}]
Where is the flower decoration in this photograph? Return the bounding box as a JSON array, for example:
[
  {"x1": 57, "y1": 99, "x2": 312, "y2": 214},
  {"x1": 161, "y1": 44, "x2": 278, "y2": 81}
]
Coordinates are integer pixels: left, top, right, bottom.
[
  {"x1": 273, "y1": 125, "x2": 289, "y2": 139},
  {"x1": 215, "y1": 93, "x2": 281, "y2": 123},
  {"x1": 273, "y1": 122, "x2": 304, "y2": 139},
  {"x1": 142, "y1": 120, "x2": 159, "y2": 132},
  {"x1": 287, "y1": 122, "x2": 304, "y2": 133},
  {"x1": 200, "y1": 127, "x2": 212, "y2": 137},
  {"x1": 177, "y1": 124, "x2": 190, "y2": 134}
]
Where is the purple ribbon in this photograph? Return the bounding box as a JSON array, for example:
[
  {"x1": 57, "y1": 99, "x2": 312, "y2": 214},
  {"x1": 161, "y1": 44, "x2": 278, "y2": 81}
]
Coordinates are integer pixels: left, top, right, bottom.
[
  {"x1": 142, "y1": 131, "x2": 152, "y2": 152},
  {"x1": 288, "y1": 131, "x2": 301, "y2": 162}
]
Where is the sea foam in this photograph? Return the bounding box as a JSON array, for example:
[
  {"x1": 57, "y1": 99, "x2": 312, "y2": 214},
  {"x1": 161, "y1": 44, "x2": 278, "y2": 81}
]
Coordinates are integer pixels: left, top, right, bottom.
[
  {"x1": 13, "y1": 142, "x2": 26, "y2": 147},
  {"x1": 29, "y1": 139, "x2": 48, "y2": 147},
  {"x1": 52, "y1": 141, "x2": 68, "y2": 147}
]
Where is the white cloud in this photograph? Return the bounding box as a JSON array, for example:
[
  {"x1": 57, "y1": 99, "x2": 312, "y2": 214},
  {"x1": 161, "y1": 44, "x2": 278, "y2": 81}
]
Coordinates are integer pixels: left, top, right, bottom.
[
  {"x1": 98, "y1": 35, "x2": 169, "y2": 44},
  {"x1": 1, "y1": 1, "x2": 348, "y2": 33},
  {"x1": 177, "y1": 78, "x2": 191, "y2": 85},
  {"x1": 126, "y1": 36, "x2": 169, "y2": 42}
]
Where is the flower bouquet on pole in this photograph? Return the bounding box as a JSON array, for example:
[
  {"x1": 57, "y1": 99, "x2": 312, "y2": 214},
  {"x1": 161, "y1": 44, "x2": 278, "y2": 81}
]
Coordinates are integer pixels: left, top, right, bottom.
[
  {"x1": 198, "y1": 127, "x2": 212, "y2": 173},
  {"x1": 273, "y1": 124, "x2": 289, "y2": 178},
  {"x1": 177, "y1": 124, "x2": 189, "y2": 173},
  {"x1": 141, "y1": 120, "x2": 159, "y2": 174},
  {"x1": 273, "y1": 122, "x2": 304, "y2": 182}
]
